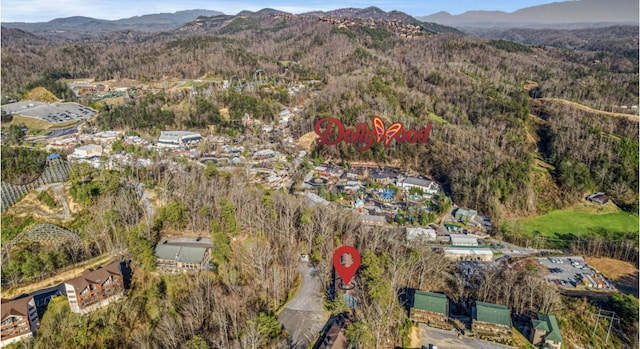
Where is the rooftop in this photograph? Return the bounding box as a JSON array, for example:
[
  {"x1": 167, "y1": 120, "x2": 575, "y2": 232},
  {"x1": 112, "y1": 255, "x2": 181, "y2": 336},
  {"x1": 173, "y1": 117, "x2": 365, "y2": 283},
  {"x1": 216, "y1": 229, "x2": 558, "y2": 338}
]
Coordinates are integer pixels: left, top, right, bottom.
[
  {"x1": 65, "y1": 260, "x2": 122, "y2": 292},
  {"x1": 454, "y1": 208, "x2": 478, "y2": 218},
  {"x1": 443, "y1": 248, "x2": 493, "y2": 255},
  {"x1": 304, "y1": 192, "x2": 330, "y2": 206},
  {"x1": 155, "y1": 243, "x2": 209, "y2": 264},
  {"x1": 412, "y1": 291, "x2": 448, "y2": 315},
  {"x1": 474, "y1": 301, "x2": 511, "y2": 327},
  {"x1": 76, "y1": 144, "x2": 102, "y2": 151},
  {"x1": 406, "y1": 227, "x2": 436, "y2": 241},
  {"x1": 449, "y1": 234, "x2": 479, "y2": 245},
  {"x1": 403, "y1": 177, "x2": 433, "y2": 187},
  {"x1": 160, "y1": 131, "x2": 201, "y2": 137},
  {"x1": 537, "y1": 313, "x2": 563, "y2": 343},
  {"x1": 1, "y1": 295, "x2": 34, "y2": 320}
]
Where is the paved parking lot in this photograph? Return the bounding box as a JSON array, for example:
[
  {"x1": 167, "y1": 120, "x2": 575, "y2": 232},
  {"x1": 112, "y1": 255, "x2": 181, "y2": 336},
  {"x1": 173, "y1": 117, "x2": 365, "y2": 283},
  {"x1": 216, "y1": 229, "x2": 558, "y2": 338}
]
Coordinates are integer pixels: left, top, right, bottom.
[
  {"x1": 419, "y1": 325, "x2": 515, "y2": 349},
  {"x1": 537, "y1": 256, "x2": 614, "y2": 290},
  {"x1": 277, "y1": 264, "x2": 328, "y2": 349},
  {"x1": 1, "y1": 101, "x2": 95, "y2": 124}
]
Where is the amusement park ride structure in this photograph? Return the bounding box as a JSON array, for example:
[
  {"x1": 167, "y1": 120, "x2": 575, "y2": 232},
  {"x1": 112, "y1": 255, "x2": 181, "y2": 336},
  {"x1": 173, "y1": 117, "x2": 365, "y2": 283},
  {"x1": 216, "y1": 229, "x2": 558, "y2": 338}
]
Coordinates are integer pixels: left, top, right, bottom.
[{"x1": 229, "y1": 69, "x2": 278, "y2": 92}]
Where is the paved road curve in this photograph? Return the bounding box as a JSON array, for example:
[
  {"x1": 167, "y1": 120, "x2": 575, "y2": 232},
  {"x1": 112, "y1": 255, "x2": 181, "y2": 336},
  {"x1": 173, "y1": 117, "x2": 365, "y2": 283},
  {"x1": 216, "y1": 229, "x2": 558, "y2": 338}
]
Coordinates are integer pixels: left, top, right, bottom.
[{"x1": 277, "y1": 263, "x2": 328, "y2": 349}]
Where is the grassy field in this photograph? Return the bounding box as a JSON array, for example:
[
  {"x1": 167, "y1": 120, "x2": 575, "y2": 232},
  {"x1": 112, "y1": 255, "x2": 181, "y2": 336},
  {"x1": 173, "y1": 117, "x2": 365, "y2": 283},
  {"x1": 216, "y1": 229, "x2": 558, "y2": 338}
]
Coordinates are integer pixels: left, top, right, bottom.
[{"x1": 516, "y1": 203, "x2": 638, "y2": 237}]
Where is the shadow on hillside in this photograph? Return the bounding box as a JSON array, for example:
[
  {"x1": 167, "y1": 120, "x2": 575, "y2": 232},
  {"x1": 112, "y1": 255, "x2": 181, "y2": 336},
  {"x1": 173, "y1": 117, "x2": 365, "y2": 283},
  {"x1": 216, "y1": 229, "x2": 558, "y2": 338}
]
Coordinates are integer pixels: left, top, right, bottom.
[{"x1": 614, "y1": 273, "x2": 639, "y2": 298}]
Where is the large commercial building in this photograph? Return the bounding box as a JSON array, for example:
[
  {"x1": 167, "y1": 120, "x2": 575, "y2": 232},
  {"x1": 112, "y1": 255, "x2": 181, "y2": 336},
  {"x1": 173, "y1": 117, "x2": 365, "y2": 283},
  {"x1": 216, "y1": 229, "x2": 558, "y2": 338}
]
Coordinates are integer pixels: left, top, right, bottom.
[
  {"x1": 400, "y1": 177, "x2": 439, "y2": 195},
  {"x1": 157, "y1": 131, "x2": 202, "y2": 148},
  {"x1": 449, "y1": 234, "x2": 479, "y2": 246},
  {"x1": 71, "y1": 144, "x2": 103, "y2": 159},
  {"x1": 443, "y1": 247, "x2": 493, "y2": 262},
  {"x1": 1, "y1": 296, "x2": 40, "y2": 347},
  {"x1": 64, "y1": 261, "x2": 125, "y2": 314}
]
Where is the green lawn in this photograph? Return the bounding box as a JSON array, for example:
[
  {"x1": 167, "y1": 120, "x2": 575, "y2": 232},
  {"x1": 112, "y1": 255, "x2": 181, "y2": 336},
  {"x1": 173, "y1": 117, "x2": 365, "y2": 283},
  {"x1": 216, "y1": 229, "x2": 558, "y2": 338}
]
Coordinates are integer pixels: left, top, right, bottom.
[{"x1": 516, "y1": 208, "x2": 638, "y2": 237}]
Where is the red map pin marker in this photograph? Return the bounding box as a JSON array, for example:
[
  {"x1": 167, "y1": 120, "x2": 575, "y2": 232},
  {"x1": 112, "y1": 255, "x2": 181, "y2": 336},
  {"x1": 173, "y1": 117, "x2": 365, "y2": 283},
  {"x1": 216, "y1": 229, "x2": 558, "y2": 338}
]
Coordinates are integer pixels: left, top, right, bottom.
[{"x1": 332, "y1": 246, "x2": 361, "y2": 286}]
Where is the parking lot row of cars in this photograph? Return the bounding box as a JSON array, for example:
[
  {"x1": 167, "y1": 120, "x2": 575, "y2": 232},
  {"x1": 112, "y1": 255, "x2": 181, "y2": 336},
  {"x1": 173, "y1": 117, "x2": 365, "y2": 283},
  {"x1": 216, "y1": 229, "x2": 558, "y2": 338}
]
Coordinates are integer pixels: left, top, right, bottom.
[
  {"x1": 43, "y1": 106, "x2": 94, "y2": 123},
  {"x1": 541, "y1": 256, "x2": 615, "y2": 291}
]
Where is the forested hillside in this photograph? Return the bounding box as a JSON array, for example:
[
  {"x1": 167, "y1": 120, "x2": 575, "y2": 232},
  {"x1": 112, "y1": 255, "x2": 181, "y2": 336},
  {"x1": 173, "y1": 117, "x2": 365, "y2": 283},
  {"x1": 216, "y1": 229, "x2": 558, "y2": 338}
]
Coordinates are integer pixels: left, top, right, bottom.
[{"x1": 1, "y1": 12, "x2": 638, "y2": 220}]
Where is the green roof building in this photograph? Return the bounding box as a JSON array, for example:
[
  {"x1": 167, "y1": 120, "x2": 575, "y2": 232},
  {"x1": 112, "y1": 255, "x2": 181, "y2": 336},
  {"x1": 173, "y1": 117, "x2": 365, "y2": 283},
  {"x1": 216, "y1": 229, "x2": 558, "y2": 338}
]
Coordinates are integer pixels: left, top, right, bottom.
[
  {"x1": 472, "y1": 301, "x2": 512, "y2": 338},
  {"x1": 530, "y1": 313, "x2": 563, "y2": 349},
  {"x1": 410, "y1": 291, "x2": 450, "y2": 329}
]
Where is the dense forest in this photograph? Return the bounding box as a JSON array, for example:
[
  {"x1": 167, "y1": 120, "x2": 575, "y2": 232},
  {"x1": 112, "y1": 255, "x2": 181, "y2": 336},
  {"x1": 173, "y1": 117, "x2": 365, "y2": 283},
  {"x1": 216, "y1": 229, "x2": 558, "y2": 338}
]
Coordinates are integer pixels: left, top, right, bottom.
[
  {"x1": 1, "y1": 147, "x2": 48, "y2": 185},
  {"x1": 1, "y1": 161, "x2": 636, "y2": 348}
]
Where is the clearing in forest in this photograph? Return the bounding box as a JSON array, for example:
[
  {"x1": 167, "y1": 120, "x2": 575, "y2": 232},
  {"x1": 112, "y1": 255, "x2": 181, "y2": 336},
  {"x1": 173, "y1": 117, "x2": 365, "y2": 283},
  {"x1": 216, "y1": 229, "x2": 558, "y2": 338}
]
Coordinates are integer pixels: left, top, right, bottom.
[
  {"x1": 297, "y1": 131, "x2": 318, "y2": 152},
  {"x1": 25, "y1": 87, "x2": 58, "y2": 102},
  {"x1": 585, "y1": 256, "x2": 639, "y2": 297},
  {"x1": 515, "y1": 202, "x2": 638, "y2": 237}
]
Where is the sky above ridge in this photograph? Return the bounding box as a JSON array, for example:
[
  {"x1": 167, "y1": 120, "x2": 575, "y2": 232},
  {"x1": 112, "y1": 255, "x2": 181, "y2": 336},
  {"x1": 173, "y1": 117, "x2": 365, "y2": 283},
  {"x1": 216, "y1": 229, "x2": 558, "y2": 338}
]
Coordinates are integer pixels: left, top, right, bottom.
[{"x1": 1, "y1": 0, "x2": 559, "y2": 22}]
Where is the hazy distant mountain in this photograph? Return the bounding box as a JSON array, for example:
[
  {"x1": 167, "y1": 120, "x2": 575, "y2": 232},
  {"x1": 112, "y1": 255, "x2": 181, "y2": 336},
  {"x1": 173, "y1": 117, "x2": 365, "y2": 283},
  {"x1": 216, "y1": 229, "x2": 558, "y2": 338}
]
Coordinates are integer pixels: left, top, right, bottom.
[
  {"x1": 3, "y1": 9, "x2": 224, "y2": 35},
  {"x1": 178, "y1": 7, "x2": 461, "y2": 35},
  {"x1": 418, "y1": 0, "x2": 639, "y2": 28}
]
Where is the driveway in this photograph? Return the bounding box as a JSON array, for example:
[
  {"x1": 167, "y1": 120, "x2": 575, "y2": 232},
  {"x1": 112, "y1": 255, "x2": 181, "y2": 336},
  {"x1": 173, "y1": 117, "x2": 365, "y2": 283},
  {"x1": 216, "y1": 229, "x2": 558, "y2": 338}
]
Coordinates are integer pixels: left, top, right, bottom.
[
  {"x1": 420, "y1": 325, "x2": 516, "y2": 349},
  {"x1": 278, "y1": 263, "x2": 328, "y2": 348}
]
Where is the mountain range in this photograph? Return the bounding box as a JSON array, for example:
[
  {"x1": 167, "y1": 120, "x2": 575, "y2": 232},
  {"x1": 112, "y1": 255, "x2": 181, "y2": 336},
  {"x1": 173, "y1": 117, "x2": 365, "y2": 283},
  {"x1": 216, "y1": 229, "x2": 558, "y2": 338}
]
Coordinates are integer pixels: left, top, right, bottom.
[
  {"x1": 418, "y1": 0, "x2": 639, "y2": 28},
  {"x1": 2, "y1": 0, "x2": 638, "y2": 38},
  {"x1": 2, "y1": 9, "x2": 223, "y2": 34}
]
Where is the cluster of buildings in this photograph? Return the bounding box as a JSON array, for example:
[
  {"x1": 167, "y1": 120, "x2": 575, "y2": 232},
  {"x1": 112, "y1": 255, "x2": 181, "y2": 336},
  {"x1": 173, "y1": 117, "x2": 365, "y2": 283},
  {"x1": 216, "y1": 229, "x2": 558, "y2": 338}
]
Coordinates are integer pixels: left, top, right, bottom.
[
  {"x1": 409, "y1": 291, "x2": 563, "y2": 349},
  {"x1": 301, "y1": 164, "x2": 441, "y2": 226},
  {"x1": 1, "y1": 260, "x2": 125, "y2": 346},
  {"x1": 68, "y1": 80, "x2": 132, "y2": 100},
  {"x1": 310, "y1": 14, "x2": 424, "y2": 38},
  {"x1": 1, "y1": 237, "x2": 216, "y2": 346}
]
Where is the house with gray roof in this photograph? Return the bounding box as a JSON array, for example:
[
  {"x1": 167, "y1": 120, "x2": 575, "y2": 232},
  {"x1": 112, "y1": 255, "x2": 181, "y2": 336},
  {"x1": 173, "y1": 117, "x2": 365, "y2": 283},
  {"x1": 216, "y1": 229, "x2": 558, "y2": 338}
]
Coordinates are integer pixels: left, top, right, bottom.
[
  {"x1": 530, "y1": 313, "x2": 563, "y2": 349},
  {"x1": 472, "y1": 301, "x2": 512, "y2": 339},
  {"x1": 155, "y1": 240, "x2": 211, "y2": 274}
]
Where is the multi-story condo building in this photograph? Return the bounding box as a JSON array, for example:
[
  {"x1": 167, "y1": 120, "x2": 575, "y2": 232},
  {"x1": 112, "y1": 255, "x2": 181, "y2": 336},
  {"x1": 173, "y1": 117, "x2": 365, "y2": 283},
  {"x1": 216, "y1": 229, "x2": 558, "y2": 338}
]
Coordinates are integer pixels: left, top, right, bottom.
[
  {"x1": 1, "y1": 296, "x2": 39, "y2": 347},
  {"x1": 64, "y1": 260, "x2": 125, "y2": 314}
]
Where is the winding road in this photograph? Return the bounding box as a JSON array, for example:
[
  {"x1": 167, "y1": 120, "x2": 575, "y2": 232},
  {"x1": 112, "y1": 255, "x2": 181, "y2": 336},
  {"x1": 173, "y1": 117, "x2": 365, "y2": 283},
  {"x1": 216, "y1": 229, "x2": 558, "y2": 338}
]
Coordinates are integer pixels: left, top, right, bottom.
[
  {"x1": 34, "y1": 183, "x2": 71, "y2": 220},
  {"x1": 277, "y1": 263, "x2": 328, "y2": 348}
]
